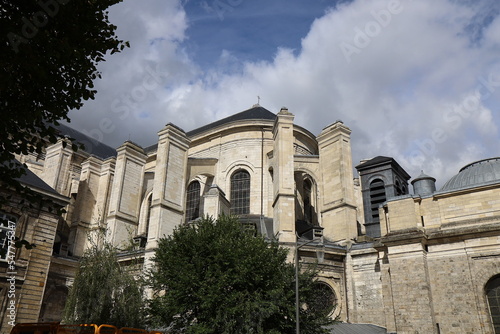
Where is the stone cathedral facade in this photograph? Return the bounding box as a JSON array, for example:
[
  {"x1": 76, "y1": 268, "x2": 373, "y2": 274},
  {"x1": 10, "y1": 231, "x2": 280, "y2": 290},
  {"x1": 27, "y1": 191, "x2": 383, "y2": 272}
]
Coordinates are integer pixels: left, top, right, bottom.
[{"x1": 2, "y1": 105, "x2": 500, "y2": 333}]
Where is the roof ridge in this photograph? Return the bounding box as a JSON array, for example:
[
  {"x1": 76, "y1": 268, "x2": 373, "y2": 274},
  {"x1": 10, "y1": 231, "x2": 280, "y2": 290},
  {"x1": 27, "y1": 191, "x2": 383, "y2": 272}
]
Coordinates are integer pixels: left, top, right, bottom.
[
  {"x1": 186, "y1": 105, "x2": 276, "y2": 137},
  {"x1": 144, "y1": 106, "x2": 276, "y2": 154}
]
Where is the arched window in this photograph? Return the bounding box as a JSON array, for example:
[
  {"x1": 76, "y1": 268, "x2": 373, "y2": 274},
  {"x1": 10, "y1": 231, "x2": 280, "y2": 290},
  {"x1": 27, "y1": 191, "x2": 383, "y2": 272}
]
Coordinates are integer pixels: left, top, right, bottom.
[
  {"x1": 395, "y1": 180, "x2": 402, "y2": 196},
  {"x1": 370, "y1": 179, "x2": 386, "y2": 222},
  {"x1": 486, "y1": 275, "x2": 500, "y2": 333},
  {"x1": 294, "y1": 172, "x2": 318, "y2": 226},
  {"x1": 368, "y1": 179, "x2": 386, "y2": 237},
  {"x1": 185, "y1": 181, "x2": 201, "y2": 222},
  {"x1": 230, "y1": 170, "x2": 250, "y2": 215}
]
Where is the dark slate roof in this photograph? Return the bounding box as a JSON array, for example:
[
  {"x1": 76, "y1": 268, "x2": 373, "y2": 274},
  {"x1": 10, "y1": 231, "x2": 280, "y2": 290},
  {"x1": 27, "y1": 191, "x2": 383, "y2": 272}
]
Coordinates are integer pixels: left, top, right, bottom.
[
  {"x1": 355, "y1": 155, "x2": 411, "y2": 180},
  {"x1": 11, "y1": 161, "x2": 64, "y2": 198},
  {"x1": 186, "y1": 105, "x2": 276, "y2": 137},
  {"x1": 327, "y1": 323, "x2": 387, "y2": 334},
  {"x1": 55, "y1": 123, "x2": 117, "y2": 159},
  {"x1": 144, "y1": 106, "x2": 276, "y2": 154},
  {"x1": 355, "y1": 156, "x2": 394, "y2": 170},
  {"x1": 19, "y1": 168, "x2": 60, "y2": 197},
  {"x1": 440, "y1": 157, "x2": 500, "y2": 192},
  {"x1": 144, "y1": 143, "x2": 157, "y2": 154}
]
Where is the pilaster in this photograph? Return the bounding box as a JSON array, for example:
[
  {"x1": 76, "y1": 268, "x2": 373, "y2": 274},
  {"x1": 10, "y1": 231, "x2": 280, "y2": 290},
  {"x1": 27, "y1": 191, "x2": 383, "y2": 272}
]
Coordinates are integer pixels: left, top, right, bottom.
[
  {"x1": 146, "y1": 124, "x2": 190, "y2": 250},
  {"x1": 272, "y1": 108, "x2": 296, "y2": 243},
  {"x1": 382, "y1": 241, "x2": 437, "y2": 333},
  {"x1": 106, "y1": 141, "x2": 147, "y2": 248},
  {"x1": 42, "y1": 140, "x2": 74, "y2": 196},
  {"x1": 317, "y1": 121, "x2": 357, "y2": 241}
]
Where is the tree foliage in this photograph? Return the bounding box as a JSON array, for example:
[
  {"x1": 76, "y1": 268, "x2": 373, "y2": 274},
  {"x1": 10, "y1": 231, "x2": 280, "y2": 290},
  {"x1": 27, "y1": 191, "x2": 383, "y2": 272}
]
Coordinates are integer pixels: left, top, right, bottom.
[
  {"x1": 148, "y1": 215, "x2": 333, "y2": 334},
  {"x1": 0, "y1": 0, "x2": 128, "y2": 208},
  {"x1": 63, "y1": 241, "x2": 146, "y2": 327}
]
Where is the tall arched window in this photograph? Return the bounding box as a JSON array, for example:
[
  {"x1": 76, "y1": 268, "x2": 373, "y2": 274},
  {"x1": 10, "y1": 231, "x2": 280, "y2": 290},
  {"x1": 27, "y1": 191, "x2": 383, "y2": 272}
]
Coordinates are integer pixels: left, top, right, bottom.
[
  {"x1": 185, "y1": 181, "x2": 201, "y2": 222},
  {"x1": 294, "y1": 173, "x2": 318, "y2": 226},
  {"x1": 367, "y1": 179, "x2": 386, "y2": 237},
  {"x1": 369, "y1": 179, "x2": 386, "y2": 222},
  {"x1": 486, "y1": 275, "x2": 500, "y2": 333},
  {"x1": 230, "y1": 170, "x2": 250, "y2": 215}
]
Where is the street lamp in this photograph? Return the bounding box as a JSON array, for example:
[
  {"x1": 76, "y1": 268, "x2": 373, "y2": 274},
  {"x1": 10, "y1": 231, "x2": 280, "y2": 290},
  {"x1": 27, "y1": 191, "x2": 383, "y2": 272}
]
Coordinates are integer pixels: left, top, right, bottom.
[{"x1": 295, "y1": 226, "x2": 324, "y2": 334}]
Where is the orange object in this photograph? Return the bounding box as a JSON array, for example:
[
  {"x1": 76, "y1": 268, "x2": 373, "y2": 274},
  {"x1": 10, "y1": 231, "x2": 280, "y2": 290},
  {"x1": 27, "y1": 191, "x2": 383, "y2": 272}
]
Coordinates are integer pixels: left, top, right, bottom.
[{"x1": 10, "y1": 323, "x2": 166, "y2": 334}]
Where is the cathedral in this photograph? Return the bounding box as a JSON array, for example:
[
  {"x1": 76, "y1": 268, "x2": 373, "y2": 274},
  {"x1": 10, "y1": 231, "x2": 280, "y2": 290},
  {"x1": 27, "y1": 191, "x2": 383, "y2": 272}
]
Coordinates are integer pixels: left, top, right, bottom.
[{"x1": 2, "y1": 105, "x2": 500, "y2": 333}]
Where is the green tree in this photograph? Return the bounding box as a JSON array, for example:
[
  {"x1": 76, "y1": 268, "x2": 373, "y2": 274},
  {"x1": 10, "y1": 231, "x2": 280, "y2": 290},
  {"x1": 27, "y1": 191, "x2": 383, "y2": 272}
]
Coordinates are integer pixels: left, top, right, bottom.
[
  {"x1": 0, "y1": 0, "x2": 128, "y2": 209},
  {"x1": 148, "y1": 215, "x2": 333, "y2": 334},
  {"x1": 63, "y1": 241, "x2": 146, "y2": 327}
]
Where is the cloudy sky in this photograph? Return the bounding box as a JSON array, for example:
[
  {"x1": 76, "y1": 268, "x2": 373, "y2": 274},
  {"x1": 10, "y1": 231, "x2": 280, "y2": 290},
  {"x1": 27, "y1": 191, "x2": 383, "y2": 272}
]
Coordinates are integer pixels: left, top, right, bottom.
[{"x1": 67, "y1": 0, "x2": 500, "y2": 189}]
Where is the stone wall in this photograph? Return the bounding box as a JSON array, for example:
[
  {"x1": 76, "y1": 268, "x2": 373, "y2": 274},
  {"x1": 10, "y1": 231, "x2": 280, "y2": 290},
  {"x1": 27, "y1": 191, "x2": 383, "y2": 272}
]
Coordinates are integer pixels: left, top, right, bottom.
[
  {"x1": 0, "y1": 192, "x2": 66, "y2": 334},
  {"x1": 376, "y1": 184, "x2": 500, "y2": 333},
  {"x1": 347, "y1": 247, "x2": 385, "y2": 326}
]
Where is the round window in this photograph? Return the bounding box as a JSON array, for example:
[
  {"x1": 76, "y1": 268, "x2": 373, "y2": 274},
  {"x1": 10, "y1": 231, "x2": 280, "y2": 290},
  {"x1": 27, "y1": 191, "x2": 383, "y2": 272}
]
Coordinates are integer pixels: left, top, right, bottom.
[{"x1": 307, "y1": 282, "x2": 337, "y2": 316}]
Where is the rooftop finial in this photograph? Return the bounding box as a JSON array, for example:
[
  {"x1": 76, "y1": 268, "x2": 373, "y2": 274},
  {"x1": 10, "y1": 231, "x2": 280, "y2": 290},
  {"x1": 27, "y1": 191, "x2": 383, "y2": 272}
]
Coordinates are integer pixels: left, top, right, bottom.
[{"x1": 252, "y1": 96, "x2": 261, "y2": 108}]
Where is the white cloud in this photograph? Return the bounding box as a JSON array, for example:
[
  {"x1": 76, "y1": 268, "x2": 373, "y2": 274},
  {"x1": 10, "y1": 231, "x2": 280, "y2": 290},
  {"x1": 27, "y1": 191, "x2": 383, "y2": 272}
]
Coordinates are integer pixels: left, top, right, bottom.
[{"x1": 68, "y1": 0, "x2": 500, "y2": 189}]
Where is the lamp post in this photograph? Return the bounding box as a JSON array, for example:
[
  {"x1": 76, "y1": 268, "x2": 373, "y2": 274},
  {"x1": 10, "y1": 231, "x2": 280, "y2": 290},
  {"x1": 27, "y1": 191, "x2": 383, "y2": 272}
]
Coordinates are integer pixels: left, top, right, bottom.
[{"x1": 295, "y1": 227, "x2": 324, "y2": 334}]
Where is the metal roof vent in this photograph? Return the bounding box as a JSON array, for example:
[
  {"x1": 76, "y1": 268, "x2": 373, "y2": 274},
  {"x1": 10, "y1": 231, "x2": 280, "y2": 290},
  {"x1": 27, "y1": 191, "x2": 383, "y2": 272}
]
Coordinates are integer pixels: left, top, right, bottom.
[{"x1": 411, "y1": 170, "x2": 436, "y2": 196}]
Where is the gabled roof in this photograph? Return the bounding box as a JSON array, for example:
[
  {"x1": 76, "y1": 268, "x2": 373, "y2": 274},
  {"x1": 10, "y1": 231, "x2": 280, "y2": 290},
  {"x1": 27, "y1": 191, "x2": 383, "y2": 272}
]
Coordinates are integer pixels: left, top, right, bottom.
[{"x1": 186, "y1": 105, "x2": 276, "y2": 137}]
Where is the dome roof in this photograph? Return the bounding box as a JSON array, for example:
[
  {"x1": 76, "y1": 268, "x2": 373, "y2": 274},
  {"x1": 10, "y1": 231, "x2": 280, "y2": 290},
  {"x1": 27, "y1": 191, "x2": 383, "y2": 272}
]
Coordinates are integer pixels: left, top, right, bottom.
[{"x1": 440, "y1": 158, "x2": 500, "y2": 192}]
